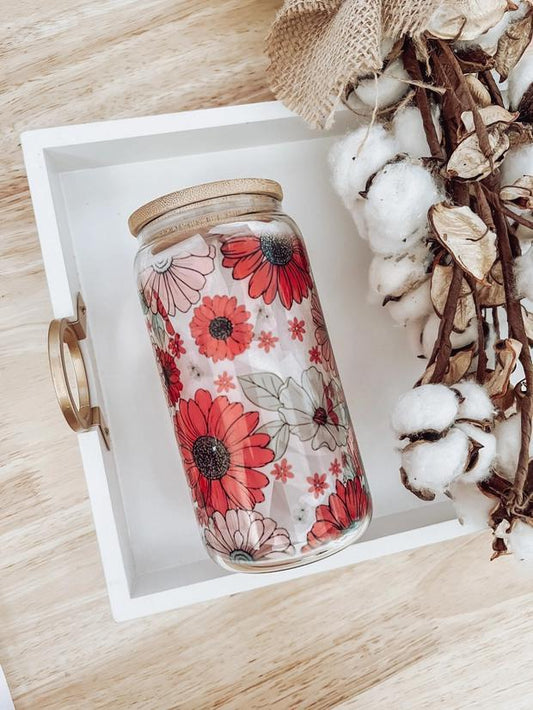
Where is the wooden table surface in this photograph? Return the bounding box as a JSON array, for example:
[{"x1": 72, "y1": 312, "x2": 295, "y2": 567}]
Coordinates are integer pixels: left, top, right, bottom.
[{"x1": 1, "y1": 2, "x2": 532, "y2": 708}]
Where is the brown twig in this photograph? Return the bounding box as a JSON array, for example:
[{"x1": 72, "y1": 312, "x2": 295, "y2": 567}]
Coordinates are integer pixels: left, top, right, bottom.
[
  {"x1": 480, "y1": 70, "x2": 505, "y2": 108},
  {"x1": 403, "y1": 41, "x2": 445, "y2": 161},
  {"x1": 465, "y1": 272, "x2": 487, "y2": 383},
  {"x1": 489, "y1": 188, "x2": 533, "y2": 507},
  {"x1": 436, "y1": 39, "x2": 494, "y2": 162},
  {"x1": 428, "y1": 263, "x2": 464, "y2": 383},
  {"x1": 499, "y1": 203, "x2": 533, "y2": 230}
]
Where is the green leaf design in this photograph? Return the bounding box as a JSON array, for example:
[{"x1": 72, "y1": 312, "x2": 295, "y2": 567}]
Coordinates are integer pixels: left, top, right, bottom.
[
  {"x1": 257, "y1": 420, "x2": 290, "y2": 462},
  {"x1": 151, "y1": 312, "x2": 166, "y2": 346},
  {"x1": 238, "y1": 372, "x2": 284, "y2": 411},
  {"x1": 139, "y1": 290, "x2": 149, "y2": 315}
]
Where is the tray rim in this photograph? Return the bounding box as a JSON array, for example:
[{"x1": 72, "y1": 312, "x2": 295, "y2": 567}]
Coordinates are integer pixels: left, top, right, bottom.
[{"x1": 21, "y1": 100, "x2": 476, "y2": 621}]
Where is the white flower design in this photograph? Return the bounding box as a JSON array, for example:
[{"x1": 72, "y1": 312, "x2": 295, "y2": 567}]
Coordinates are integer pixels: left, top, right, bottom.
[{"x1": 278, "y1": 366, "x2": 348, "y2": 451}]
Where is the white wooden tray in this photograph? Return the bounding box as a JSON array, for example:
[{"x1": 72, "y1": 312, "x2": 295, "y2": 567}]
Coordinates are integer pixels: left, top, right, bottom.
[{"x1": 22, "y1": 101, "x2": 474, "y2": 621}]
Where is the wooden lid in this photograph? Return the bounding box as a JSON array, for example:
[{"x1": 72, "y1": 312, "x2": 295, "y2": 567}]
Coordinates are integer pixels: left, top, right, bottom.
[{"x1": 128, "y1": 178, "x2": 283, "y2": 236}]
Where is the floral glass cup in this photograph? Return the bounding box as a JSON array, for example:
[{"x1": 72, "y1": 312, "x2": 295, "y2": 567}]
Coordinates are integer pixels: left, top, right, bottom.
[{"x1": 129, "y1": 179, "x2": 372, "y2": 572}]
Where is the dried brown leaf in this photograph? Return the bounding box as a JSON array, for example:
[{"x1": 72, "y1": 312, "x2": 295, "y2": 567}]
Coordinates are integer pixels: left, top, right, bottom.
[
  {"x1": 429, "y1": 203, "x2": 498, "y2": 281},
  {"x1": 494, "y1": 10, "x2": 533, "y2": 81},
  {"x1": 485, "y1": 338, "x2": 522, "y2": 398},
  {"x1": 477, "y1": 261, "x2": 506, "y2": 307},
  {"x1": 461, "y1": 106, "x2": 519, "y2": 132},
  {"x1": 419, "y1": 344, "x2": 476, "y2": 386},
  {"x1": 500, "y1": 175, "x2": 533, "y2": 209},
  {"x1": 427, "y1": 0, "x2": 509, "y2": 40},
  {"x1": 455, "y1": 47, "x2": 496, "y2": 73},
  {"x1": 400, "y1": 466, "x2": 436, "y2": 501},
  {"x1": 464, "y1": 74, "x2": 492, "y2": 107},
  {"x1": 446, "y1": 124, "x2": 510, "y2": 180},
  {"x1": 518, "y1": 83, "x2": 533, "y2": 123},
  {"x1": 431, "y1": 263, "x2": 476, "y2": 331}
]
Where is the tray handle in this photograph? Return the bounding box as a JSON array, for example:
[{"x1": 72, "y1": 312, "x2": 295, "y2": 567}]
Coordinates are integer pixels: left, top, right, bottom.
[{"x1": 48, "y1": 293, "x2": 110, "y2": 449}]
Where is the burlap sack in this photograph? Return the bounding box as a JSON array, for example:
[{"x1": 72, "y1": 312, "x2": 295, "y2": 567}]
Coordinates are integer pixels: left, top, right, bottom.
[{"x1": 266, "y1": 0, "x2": 440, "y2": 128}]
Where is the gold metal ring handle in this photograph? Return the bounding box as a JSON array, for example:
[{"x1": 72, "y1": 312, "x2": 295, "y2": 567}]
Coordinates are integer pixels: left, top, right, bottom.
[{"x1": 48, "y1": 294, "x2": 110, "y2": 449}]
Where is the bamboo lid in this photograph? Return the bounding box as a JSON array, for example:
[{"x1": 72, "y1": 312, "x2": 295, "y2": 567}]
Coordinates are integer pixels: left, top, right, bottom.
[{"x1": 128, "y1": 178, "x2": 283, "y2": 237}]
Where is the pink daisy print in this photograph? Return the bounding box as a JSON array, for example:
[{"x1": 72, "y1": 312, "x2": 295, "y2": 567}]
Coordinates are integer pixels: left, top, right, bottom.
[
  {"x1": 214, "y1": 371, "x2": 236, "y2": 394},
  {"x1": 329, "y1": 458, "x2": 342, "y2": 477},
  {"x1": 140, "y1": 241, "x2": 215, "y2": 316},
  {"x1": 307, "y1": 472, "x2": 329, "y2": 499},
  {"x1": 204, "y1": 510, "x2": 295, "y2": 562},
  {"x1": 271, "y1": 458, "x2": 294, "y2": 484},
  {"x1": 288, "y1": 317, "x2": 306, "y2": 341},
  {"x1": 258, "y1": 330, "x2": 279, "y2": 353}
]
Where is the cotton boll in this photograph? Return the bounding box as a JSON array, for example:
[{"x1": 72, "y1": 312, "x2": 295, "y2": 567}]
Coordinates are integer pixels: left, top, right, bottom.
[
  {"x1": 455, "y1": 422, "x2": 497, "y2": 483},
  {"x1": 421, "y1": 314, "x2": 478, "y2": 359},
  {"x1": 386, "y1": 278, "x2": 434, "y2": 326},
  {"x1": 448, "y1": 479, "x2": 497, "y2": 527},
  {"x1": 514, "y1": 246, "x2": 533, "y2": 300},
  {"x1": 392, "y1": 104, "x2": 443, "y2": 158},
  {"x1": 401, "y1": 428, "x2": 470, "y2": 494},
  {"x1": 494, "y1": 414, "x2": 521, "y2": 480},
  {"x1": 368, "y1": 244, "x2": 430, "y2": 300},
  {"x1": 355, "y1": 60, "x2": 410, "y2": 109},
  {"x1": 500, "y1": 144, "x2": 533, "y2": 187},
  {"x1": 405, "y1": 316, "x2": 428, "y2": 358},
  {"x1": 391, "y1": 383, "x2": 460, "y2": 438},
  {"x1": 454, "y1": 380, "x2": 495, "y2": 424},
  {"x1": 365, "y1": 161, "x2": 443, "y2": 255},
  {"x1": 329, "y1": 125, "x2": 400, "y2": 209},
  {"x1": 350, "y1": 200, "x2": 369, "y2": 241},
  {"x1": 508, "y1": 47, "x2": 533, "y2": 110},
  {"x1": 508, "y1": 520, "x2": 533, "y2": 562},
  {"x1": 454, "y1": 2, "x2": 531, "y2": 57}
]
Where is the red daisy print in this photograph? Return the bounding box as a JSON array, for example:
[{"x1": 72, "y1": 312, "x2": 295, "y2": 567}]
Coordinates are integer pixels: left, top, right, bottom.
[
  {"x1": 168, "y1": 334, "x2": 186, "y2": 358},
  {"x1": 309, "y1": 345, "x2": 322, "y2": 364},
  {"x1": 190, "y1": 295, "x2": 253, "y2": 362},
  {"x1": 329, "y1": 458, "x2": 342, "y2": 477},
  {"x1": 307, "y1": 472, "x2": 329, "y2": 499},
  {"x1": 220, "y1": 227, "x2": 313, "y2": 309},
  {"x1": 288, "y1": 317, "x2": 306, "y2": 341},
  {"x1": 174, "y1": 390, "x2": 274, "y2": 515},
  {"x1": 258, "y1": 330, "x2": 279, "y2": 353},
  {"x1": 214, "y1": 371, "x2": 236, "y2": 394},
  {"x1": 155, "y1": 346, "x2": 183, "y2": 406},
  {"x1": 303, "y1": 478, "x2": 369, "y2": 551},
  {"x1": 271, "y1": 458, "x2": 294, "y2": 484}
]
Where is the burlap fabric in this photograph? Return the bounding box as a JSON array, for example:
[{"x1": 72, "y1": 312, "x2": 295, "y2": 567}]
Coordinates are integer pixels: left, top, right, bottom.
[{"x1": 266, "y1": 0, "x2": 440, "y2": 128}]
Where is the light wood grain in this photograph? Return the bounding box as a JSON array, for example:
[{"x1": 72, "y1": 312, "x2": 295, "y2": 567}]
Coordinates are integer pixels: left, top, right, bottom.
[{"x1": 1, "y1": 2, "x2": 533, "y2": 708}]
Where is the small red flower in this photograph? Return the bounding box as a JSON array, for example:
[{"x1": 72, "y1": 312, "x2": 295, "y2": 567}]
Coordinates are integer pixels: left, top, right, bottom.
[
  {"x1": 214, "y1": 371, "x2": 236, "y2": 394},
  {"x1": 258, "y1": 330, "x2": 279, "y2": 353},
  {"x1": 190, "y1": 295, "x2": 253, "y2": 362},
  {"x1": 309, "y1": 345, "x2": 322, "y2": 364},
  {"x1": 155, "y1": 346, "x2": 183, "y2": 406},
  {"x1": 168, "y1": 334, "x2": 186, "y2": 358},
  {"x1": 307, "y1": 472, "x2": 329, "y2": 499},
  {"x1": 174, "y1": 390, "x2": 274, "y2": 515},
  {"x1": 329, "y1": 458, "x2": 342, "y2": 477},
  {"x1": 303, "y1": 478, "x2": 369, "y2": 551},
  {"x1": 271, "y1": 458, "x2": 294, "y2": 483},
  {"x1": 220, "y1": 227, "x2": 313, "y2": 309},
  {"x1": 288, "y1": 317, "x2": 306, "y2": 341}
]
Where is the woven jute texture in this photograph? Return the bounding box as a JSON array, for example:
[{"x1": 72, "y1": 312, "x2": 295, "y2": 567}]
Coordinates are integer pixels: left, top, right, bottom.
[{"x1": 266, "y1": 0, "x2": 440, "y2": 128}]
